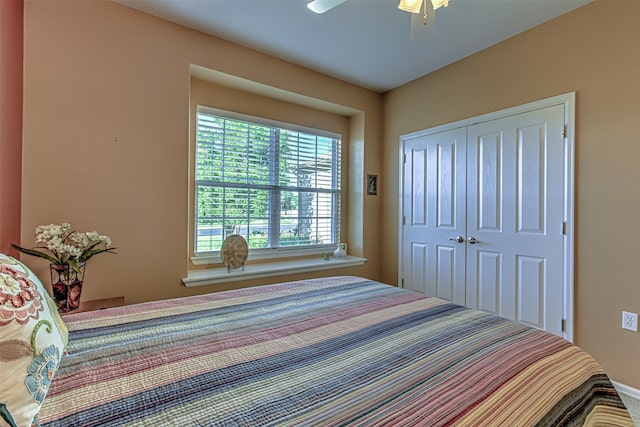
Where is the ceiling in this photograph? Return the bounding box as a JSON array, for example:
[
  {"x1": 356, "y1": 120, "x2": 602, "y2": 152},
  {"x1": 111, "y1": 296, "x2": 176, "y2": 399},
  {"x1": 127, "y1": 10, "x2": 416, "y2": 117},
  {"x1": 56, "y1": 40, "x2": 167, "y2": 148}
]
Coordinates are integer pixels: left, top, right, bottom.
[{"x1": 115, "y1": 0, "x2": 590, "y2": 93}]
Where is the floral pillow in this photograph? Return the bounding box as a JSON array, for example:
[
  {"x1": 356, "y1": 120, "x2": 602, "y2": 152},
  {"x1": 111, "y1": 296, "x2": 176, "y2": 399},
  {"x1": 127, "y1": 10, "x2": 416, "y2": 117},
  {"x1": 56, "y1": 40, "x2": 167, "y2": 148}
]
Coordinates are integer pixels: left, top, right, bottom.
[{"x1": 0, "y1": 253, "x2": 68, "y2": 427}]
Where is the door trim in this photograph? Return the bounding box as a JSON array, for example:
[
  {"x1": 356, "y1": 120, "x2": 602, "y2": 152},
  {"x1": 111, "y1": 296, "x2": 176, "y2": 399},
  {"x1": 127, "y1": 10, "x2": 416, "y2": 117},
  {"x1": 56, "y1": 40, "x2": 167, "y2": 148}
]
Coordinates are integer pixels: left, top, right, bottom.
[{"x1": 398, "y1": 92, "x2": 575, "y2": 342}]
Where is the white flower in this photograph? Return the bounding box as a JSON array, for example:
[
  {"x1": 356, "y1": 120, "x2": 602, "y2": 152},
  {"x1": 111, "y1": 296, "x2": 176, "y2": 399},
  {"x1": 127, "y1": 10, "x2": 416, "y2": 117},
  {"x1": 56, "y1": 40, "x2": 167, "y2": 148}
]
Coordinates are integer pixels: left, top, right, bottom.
[
  {"x1": 69, "y1": 232, "x2": 90, "y2": 248},
  {"x1": 66, "y1": 245, "x2": 82, "y2": 258},
  {"x1": 99, "y1": 235, "x2": 112, "y2": 247},
  {"x1": 86, "y1": 231, "x2": 99, "y2": 240},
  {"x1": 46, "y1": 236, "x2": 64, "y2": 252}
]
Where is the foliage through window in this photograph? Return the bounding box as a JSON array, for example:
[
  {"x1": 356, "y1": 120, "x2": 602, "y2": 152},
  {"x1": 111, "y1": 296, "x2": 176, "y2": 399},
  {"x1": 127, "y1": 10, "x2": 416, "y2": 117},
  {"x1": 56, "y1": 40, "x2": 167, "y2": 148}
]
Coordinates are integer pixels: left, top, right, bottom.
[{"x1": 195, "y1": 107, "x2": 342, "y2": 256}]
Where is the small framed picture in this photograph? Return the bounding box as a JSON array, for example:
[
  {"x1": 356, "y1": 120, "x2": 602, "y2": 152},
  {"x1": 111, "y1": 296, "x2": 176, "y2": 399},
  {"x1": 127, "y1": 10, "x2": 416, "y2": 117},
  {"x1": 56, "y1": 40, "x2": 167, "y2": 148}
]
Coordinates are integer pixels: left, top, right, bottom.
[{"x1": 367, "y1": 174, "x2": 377, "y2": 196}]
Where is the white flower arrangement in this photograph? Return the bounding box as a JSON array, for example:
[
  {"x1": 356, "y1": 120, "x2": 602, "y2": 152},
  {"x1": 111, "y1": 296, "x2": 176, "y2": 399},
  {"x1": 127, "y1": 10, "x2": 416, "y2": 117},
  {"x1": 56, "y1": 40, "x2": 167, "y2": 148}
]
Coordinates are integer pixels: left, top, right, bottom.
[{"x1": 12, "y1": 222, "x2": 116, "y2": 273}]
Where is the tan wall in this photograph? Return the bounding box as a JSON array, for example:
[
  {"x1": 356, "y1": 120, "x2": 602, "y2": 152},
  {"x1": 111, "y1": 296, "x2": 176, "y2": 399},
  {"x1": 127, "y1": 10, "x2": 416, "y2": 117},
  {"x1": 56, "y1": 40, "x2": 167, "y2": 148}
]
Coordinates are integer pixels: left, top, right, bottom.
[
  {"x1": 382, "y1": 1, "x2": 640, "y2": 388},
  {"x1": 21, "y1": 1, "x2": 382, "y2": 303}
]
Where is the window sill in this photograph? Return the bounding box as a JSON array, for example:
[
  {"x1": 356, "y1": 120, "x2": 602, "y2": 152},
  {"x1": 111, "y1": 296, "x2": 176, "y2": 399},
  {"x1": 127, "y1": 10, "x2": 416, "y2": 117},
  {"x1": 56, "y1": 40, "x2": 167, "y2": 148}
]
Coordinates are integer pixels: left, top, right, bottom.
[{"x1": 182, "y1": 255, "x2": 367, "y2": 288}]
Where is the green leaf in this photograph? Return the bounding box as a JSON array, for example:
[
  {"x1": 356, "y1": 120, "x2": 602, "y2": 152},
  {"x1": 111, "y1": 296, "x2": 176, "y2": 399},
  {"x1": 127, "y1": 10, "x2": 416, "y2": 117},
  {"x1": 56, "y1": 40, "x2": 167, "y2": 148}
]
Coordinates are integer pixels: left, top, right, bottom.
[
  {"x1": 10, "y1": 244, "x2": 58, "y2": 264},
  {"x1": 78, "y1": 247, "x2": 117, "y2": 262}
]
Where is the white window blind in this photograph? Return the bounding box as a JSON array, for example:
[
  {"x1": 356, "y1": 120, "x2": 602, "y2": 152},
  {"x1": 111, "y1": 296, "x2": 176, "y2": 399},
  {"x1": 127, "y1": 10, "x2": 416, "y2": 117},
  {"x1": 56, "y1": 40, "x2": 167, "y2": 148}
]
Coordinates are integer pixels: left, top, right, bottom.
[{"x1": 195, "y1": 107, "x2": 342, "y2": 256}]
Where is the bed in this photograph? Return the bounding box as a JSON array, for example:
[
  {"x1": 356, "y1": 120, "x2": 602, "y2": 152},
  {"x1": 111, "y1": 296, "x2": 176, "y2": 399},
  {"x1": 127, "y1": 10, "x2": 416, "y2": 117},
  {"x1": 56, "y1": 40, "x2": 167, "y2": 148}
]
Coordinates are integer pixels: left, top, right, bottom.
[
  {"x1": 27, "y1": 275, "x2": 632, "y2": 426},
  {"x1": 1, "y1": 264, "x2": 632, "y2": 426}
]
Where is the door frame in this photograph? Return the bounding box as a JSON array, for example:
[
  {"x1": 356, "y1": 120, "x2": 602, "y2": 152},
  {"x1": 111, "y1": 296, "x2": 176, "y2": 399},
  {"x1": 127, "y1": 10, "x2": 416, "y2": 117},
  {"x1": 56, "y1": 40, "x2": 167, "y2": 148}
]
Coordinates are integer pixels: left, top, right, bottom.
[{"x1": 398, "y1": 92, "x2": 575, "y2": 342}]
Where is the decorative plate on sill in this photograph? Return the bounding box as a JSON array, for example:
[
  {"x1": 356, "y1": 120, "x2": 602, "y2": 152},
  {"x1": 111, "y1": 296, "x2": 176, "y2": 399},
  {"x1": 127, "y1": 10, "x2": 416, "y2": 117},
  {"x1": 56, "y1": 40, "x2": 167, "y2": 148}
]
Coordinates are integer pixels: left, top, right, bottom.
[{"x1": 220, "y1": 234, "x2": 248, "y2": 271}]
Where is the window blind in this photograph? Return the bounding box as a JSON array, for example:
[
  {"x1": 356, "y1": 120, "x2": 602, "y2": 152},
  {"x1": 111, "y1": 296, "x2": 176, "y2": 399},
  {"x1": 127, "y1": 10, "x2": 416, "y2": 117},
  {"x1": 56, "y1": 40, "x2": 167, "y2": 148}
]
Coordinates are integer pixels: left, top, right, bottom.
[{"x1": 195, "y1": 107, "x2": 341, "y2": 256}]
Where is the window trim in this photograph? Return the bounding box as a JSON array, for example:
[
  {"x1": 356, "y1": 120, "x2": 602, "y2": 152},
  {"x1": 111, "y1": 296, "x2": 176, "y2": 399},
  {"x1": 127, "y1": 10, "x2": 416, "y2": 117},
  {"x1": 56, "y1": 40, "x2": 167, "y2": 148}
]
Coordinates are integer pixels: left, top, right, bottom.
[
  {"x1": 192, "y1": 105, "x2": 343, "y2": 264},
  {"x1": 184, "y1": 255, "x2": 367, "y2": 287}
]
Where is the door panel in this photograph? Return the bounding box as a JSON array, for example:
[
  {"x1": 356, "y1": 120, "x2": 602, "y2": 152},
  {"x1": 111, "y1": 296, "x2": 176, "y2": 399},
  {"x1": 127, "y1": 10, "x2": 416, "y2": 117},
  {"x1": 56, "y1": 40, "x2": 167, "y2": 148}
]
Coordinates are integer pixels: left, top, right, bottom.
[
  {"x1": 436, "y1": 245, "x2": 456, "y2": 302},
  {"x1": 476, "y1": 250, "x2": 501, "y2": 314},
  {"x1": 402, "y1": 128, "x2": 466, "y2": 305},
  {"x1": 466, "y1": 105, "x2": 565, "y2": 335},
  {"x1": 410, "y1": 242, "x2": 428, "y2": 294},
  {"x1": 437, "y1": 143, "x2": 456, "y2": 228},
  {"x1": 517, "y1": 255, "x2": 545, "y2": 329},
  {"x1": 411, "y1": 148, "x2": 426, "y2": 226},
  {"x1": 518, "y1": 124, "x2": 545, "y2": 234},
  {"x1": 477, "y1": 132, "x2": 502, "y2": 232}
]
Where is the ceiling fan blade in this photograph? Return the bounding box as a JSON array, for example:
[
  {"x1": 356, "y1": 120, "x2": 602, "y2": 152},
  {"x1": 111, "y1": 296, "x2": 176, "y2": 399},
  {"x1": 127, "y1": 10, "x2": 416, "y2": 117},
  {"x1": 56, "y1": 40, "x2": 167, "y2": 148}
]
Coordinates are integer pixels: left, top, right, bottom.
[{"x1": 307, "y1": 0, "x2": 348, "y2": 14}]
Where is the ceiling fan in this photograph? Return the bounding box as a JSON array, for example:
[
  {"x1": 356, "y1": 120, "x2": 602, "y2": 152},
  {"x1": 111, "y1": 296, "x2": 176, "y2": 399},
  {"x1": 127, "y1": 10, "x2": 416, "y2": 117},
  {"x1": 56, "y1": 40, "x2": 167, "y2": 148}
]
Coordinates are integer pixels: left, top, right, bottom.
[{"x1": 307, "y1": 0, "x2": 449, "y2": 27}]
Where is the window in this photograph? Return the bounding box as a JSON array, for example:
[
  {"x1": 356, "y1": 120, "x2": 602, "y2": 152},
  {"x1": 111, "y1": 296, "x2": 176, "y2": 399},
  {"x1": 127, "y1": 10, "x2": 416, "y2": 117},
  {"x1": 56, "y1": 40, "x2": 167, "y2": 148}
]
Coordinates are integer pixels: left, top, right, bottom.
[{"x1": 194, "y1": 107, "x2": 342, "y2": 259}]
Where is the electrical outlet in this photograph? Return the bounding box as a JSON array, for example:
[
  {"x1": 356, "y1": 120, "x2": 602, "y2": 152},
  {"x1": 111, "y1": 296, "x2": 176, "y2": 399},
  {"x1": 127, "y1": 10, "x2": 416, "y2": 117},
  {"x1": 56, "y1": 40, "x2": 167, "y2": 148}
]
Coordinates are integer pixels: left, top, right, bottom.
[{"x1": 622, "y1": 311, "x2": 638, "y2": 332}]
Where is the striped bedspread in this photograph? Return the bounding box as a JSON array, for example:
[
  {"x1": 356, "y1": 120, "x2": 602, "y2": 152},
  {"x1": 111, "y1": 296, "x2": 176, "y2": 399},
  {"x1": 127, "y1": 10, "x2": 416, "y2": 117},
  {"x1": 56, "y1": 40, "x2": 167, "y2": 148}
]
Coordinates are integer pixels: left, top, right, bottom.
[{"x1": 39, "y1": 276, "x2": 633, "y2": 426}]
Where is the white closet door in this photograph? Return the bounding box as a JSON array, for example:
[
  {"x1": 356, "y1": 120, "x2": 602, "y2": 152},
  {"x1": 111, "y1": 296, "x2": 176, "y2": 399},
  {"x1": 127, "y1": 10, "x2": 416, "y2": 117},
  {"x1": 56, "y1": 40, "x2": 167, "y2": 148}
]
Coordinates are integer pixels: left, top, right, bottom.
[
  {"x1": 401, "y1": 127, "x2": 467, "y2": 305},
  {"x1": 401, "y1": 103, "x2": 567, "y2": 337},
  {"x1": 465, "y1": 104, "x2": 566, "y2": 335}
]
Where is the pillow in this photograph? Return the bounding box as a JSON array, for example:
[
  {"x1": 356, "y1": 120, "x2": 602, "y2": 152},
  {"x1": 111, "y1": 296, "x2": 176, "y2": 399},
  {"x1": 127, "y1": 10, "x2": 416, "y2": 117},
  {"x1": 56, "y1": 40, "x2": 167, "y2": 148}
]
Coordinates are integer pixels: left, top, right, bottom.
[{"x1": 0, "y1": 253, "x2": 68, "y2": 427}]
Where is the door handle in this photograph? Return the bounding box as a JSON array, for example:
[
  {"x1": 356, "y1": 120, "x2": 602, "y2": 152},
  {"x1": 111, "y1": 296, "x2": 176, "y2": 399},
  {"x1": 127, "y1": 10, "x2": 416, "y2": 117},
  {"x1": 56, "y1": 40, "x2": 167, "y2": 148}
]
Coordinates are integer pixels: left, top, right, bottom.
[
  {"x1": 448, "y1": 236, "x2": 464, "y2": 243},
  {"x1": 467, "y1": 236, "x2": 479, "y2": 244}
]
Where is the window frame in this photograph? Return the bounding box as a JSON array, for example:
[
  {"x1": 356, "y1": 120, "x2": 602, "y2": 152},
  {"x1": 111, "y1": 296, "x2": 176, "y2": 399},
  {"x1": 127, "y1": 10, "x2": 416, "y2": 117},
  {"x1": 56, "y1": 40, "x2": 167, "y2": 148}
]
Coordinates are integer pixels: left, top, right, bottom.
[{"x1": 191, "y1": 105, "x2": 343, "y2": 265}]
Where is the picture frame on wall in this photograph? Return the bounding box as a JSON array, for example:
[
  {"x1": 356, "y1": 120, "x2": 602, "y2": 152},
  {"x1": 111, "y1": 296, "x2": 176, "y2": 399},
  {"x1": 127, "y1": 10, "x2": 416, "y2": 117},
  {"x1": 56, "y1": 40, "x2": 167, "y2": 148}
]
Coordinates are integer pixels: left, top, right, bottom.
[{"x1": 367, "y1": 174, "x2": 377, "y2": 196}]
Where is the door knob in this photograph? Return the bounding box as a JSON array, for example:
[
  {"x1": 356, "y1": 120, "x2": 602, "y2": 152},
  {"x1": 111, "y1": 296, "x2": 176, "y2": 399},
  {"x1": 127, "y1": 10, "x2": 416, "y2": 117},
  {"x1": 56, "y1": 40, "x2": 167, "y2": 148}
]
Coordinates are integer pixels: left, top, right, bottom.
[
  {"x1": 448, "y1": 236, "x2": 464, "y2": 243},
  {"x1": 467, "y1": 236, "x2": 479, "y2": 244}
]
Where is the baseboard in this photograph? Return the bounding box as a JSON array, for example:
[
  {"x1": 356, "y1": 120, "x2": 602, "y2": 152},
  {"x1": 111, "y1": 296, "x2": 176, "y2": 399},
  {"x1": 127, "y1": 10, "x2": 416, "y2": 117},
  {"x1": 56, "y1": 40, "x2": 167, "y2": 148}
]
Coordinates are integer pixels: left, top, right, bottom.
[{"x1": 613, "y1": 381, "x2": 640, "y2": 400}]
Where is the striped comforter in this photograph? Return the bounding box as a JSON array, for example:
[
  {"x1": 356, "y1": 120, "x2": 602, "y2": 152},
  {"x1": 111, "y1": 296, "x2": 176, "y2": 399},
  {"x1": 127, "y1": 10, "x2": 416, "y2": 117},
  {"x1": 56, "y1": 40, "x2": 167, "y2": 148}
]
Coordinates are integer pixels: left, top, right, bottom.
[{"x1": 39, "y1": 276, "x2": 633, "y2": 426}]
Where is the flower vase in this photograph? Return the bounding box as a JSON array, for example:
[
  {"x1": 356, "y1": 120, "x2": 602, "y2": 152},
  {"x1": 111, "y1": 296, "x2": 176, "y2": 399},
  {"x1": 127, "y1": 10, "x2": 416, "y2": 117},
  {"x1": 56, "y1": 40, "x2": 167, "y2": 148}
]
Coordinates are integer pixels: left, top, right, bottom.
[
  {"x1": 333, "y1": 243, "x2": 347, "y2": 259},
  {"x1": 50, "y1": 263, "x2": 85, "y2": 313}
]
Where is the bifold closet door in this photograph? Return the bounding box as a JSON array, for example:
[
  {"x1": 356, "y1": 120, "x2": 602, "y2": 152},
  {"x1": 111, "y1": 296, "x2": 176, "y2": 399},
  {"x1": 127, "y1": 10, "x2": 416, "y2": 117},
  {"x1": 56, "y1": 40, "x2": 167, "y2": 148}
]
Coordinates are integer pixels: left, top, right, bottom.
[
  {"x1": 465, "y1": 105, "x2": 565, "y2": 335},
  {"x1": 401, "y1": 104, "x2": 566, "y2": 336},
  {"x1": 401, "y1": 127, "x2": 467, "y2": 306}
]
